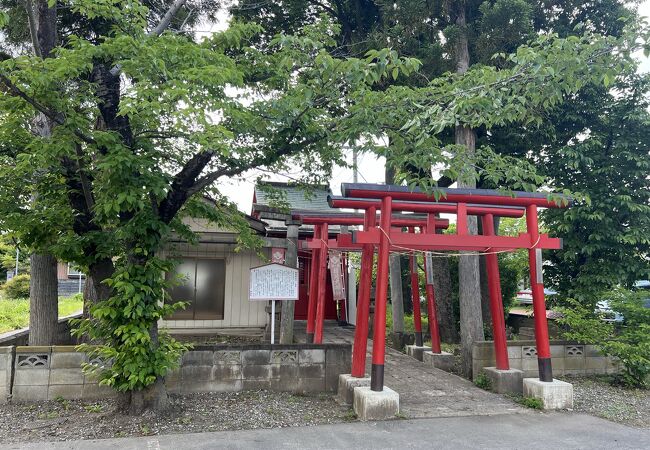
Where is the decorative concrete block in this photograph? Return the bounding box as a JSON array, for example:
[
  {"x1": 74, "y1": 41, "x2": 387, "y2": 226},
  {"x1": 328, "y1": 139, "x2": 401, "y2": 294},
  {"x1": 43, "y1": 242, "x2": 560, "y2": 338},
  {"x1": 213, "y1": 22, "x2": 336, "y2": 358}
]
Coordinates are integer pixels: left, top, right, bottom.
[
  {"x1": 565, "y1": 345, "x2": 584, "y2": 357},
  {"x1": 49, "y1": 368, "x2": 84, "y2": 385},
  {"x1": 353, "y1": 386, "x2": 399, "y2": 421},
  {"x1": 299, "y1": 349, "x2": 325, "y2": 365},
  {"x1": 422, "y1": 351, "x2": 455, "y2": 372},
  {"x1": 405, "y1": 345, "x2": 431, "y2": 362},
  {"x1": 523, "y1": 378, "x2": 573, "y2": 410},
  {"x1": 214, "y1": 351, "x2": 241, "y2": 365},
  {"x1": 337, "y1": 374, "x2": 370, "y2": 405},
  {"x1": 271, "y1": 350, "x2": 298, "y2": 364},
  {"x1": 483, "y1": 367, "x2": 523, "y2": 394}
]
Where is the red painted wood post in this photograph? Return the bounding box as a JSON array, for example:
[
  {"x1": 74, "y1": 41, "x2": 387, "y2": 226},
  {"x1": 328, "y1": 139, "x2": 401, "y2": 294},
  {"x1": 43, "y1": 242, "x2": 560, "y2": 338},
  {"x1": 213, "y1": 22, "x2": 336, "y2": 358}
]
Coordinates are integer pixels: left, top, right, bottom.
[
  {"x1": 481, "y1": 214, "x2": 510, "y2": 370},
  {"x1": 314, "y1": 223, "x2": 329, "y2": 344},
  {"x1": 424, "y1": 214, "x2": 442, "y2": 354},
  {"x1": 457, "y1": 202, "x2": 468, "y2": 235},
  {"x1": 305, "y1": 226, "x2": 321, "y2": 343},
  {"x1": 526, "y1": 205, "x2": 553, "y2": 381},
  {"x1": 408, "y1": 227, "x2": 423, "y2": 347},
  {"x1": 370, "y1": 197, "x2": 392, "y2": 391},
  {"x1": 351, "y1": 206, "x2": 376, "y2": 378}
]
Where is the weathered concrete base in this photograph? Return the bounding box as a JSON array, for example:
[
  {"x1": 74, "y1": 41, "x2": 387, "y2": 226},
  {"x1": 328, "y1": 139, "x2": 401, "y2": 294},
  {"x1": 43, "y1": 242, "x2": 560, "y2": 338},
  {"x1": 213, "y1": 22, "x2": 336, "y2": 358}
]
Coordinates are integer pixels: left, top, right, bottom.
[
  {"x1": 336, "y1": 374, "x2": 370, "y2": 405},
  {"x1": 405, "y1": 345, "x2": 431, "y2": 362},
  {"x1": 353, "y1": 386, "x2": 399, "y2": 421},
  {"x1": 483, "y1": 367, "x2": 523, "y2": 394},
  {"x1": 423, "y1": 351, "x2": 455, "y2": 372},
  {"x1": 523, "y1": 378, "x2": 573, "y2": 410}
]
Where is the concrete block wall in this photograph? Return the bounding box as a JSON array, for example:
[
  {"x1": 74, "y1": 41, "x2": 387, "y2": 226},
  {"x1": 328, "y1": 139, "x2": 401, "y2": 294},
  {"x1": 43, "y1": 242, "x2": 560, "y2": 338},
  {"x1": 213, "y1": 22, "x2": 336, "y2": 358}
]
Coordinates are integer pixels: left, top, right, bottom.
[
  {"x1": 12, "y1": 346, "x2": 115, "y2": 402},
  {"x1": 0, "y1": 346, "x2": 13, "y2": 403},
  {"x1": 167, "y1": 344, "x2": 351, "y2": 395},
  {"x1": 1, "y1": 343, "x2": 351, "y2": 402},
  {"x1": 472, "y1": 340, "x2": 619, "y2": 379}
]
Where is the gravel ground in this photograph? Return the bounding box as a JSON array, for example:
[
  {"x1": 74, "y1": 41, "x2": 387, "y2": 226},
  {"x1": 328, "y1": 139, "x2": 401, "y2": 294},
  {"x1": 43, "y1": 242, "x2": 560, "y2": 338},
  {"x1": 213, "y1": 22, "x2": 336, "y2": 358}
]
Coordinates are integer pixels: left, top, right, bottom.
[
  {"x1": 561, "y1": 375, "x2": 650, "y2": 428},
  {"x1": 0, "y1": 391, "x2": 355, "y2": 445}
]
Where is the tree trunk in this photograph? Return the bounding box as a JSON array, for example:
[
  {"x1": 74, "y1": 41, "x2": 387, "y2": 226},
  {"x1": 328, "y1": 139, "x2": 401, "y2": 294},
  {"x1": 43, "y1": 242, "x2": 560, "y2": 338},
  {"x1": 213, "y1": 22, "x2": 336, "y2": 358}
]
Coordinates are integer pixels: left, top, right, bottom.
[
  {"x1": 385, "y1": 164, "x2": 405, "y2": 347},
  {"x1": 454, "y1": 2, "x2": 484, "y2": 379},
  {"x1": 479, "y1": 254, "x2": 492, "y2": 333},
  {"x1": 432, "y1": 255, "x2": 458, "y2": 343},
  {"x1": 389, "y1": 254, "x2": 405, "y2": 344},
  {"x1": 280, "y1": 222, "x2": 300, "y2": 344},
  {"x1": 119, "y1": 318, "x2": 170, "y2": 415},
  {"x1": 28, "y1": 253, "x2": 58, "y2": 345},
  {"x1": 83, "y1": 257, "x2": 115, "y2": 318},
  {"x1": 26, "y1": 0, "x2": 59, "y2": 347}
]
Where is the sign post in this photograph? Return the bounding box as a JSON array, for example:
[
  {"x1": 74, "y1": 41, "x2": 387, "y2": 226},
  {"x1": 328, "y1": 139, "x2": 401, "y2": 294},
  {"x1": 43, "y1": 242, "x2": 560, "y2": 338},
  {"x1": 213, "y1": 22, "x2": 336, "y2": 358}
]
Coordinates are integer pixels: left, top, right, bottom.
[{"x1": 249, "y1": 263, "x2": 299, "y2": 344}]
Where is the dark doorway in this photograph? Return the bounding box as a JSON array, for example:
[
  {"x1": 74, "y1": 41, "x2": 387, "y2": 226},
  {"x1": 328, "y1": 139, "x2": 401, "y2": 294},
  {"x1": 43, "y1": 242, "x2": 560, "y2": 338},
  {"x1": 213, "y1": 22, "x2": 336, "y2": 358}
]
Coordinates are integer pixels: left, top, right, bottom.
[{"x1": 166, "y1": 258, "x2": 226, "y2": 320}]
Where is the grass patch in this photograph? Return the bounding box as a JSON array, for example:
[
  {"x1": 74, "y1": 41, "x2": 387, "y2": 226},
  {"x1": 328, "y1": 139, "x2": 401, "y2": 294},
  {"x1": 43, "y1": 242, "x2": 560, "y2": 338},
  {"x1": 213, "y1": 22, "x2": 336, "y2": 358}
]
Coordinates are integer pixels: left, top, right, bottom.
[
  {"x1": 0, "y1": 295, "x2": 83, "y2": 333},
  {"x1": 474, "y1": 372, "x2": 492, "y2": 391},
  {"x1": 516, "y1": 396, "x2": 544, "y2": 409}
]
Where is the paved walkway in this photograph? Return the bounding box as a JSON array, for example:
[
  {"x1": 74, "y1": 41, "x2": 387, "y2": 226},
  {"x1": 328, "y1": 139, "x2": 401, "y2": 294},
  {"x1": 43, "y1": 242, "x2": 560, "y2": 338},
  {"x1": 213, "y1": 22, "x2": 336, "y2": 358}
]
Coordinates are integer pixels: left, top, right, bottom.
[
  {"x1": 10, "y1": 413, "x2": 648, "y2": 449},
  {"x1": 295, "y1": 322, "x2": 523, "y2": 419}
]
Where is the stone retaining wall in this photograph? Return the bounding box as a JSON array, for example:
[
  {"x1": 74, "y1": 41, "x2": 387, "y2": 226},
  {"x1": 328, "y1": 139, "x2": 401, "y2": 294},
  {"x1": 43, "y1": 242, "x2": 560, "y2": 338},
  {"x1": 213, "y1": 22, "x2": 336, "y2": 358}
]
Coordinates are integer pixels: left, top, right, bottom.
[
  {"x1": 472, "y1": 340, "x2": 619, "y2": 379},
  {"x1": 0, "y1": 343, "x2": 351, "y2": 402}
]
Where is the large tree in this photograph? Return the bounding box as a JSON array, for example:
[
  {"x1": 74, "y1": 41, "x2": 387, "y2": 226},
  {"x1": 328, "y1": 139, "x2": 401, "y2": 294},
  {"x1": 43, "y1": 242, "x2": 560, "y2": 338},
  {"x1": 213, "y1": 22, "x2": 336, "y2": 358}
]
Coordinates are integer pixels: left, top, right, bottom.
[{"x1": 0, "y1": 1, "x2": 418, "y2": 412}]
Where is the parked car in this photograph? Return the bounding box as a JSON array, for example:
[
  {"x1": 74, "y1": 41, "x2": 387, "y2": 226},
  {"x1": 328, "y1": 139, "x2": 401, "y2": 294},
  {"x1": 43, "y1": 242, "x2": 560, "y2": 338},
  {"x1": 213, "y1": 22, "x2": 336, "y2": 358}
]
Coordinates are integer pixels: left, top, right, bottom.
[
  {"x1": 595, "y1": 280, "x2": 650, "y2": 322},
  {"x1": 514, "y1": 288, "x2": 557, "y2": 305}
]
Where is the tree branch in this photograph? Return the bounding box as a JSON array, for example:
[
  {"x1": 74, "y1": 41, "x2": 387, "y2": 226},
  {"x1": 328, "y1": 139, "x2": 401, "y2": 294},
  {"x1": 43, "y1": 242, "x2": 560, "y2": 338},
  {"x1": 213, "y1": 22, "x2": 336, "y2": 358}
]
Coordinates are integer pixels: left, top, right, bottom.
[
  {"x1": 109, "y1": 0, "x2": 188, "y2": 77},
  {"x1": 24, "y1": 0, "x2": 41, "y2": 57},
  {"x1": 0, "y1": 73, "x2": 96, "y2": 145}
]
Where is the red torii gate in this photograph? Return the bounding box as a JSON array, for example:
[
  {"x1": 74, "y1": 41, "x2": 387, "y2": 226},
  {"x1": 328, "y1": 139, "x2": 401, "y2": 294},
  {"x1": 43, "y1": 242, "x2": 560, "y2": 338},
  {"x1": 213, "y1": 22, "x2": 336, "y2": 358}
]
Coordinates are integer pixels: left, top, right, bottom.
[
  {"x1": 298, "y1": 183, "x2": 568, "y2": 393},
  {"x1": 294, "y1": 210, "x2": 449, "y2": 346}
]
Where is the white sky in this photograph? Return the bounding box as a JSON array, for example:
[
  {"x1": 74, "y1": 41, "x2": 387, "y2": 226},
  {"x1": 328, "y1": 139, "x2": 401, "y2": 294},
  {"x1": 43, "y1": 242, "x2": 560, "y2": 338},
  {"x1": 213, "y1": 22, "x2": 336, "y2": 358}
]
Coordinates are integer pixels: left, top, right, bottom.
[{"x1": 217, "y1": 1, "x2": 650, "y2": 214}]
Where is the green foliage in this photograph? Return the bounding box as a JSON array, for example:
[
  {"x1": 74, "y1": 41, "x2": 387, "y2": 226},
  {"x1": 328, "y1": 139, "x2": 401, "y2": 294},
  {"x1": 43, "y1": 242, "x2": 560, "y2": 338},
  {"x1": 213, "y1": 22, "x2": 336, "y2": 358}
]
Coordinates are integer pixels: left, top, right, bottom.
[
  {"x1": 558, "y1": 288, "x2": 650, "y2": 388},
  {"x1": 1, "y1": 274, "x2": 30, "y2": 299},
  {"x1": 542, "y1": 73, "x2": 650, "y2": 302},
  {"x1": 73, "y1": 257, "x2": 188, "y2": 392},
  {"x1": 515, "y1": 396, "x2": 544, "y2": 409},
  {"x1": 474, "y1": 372, "x2": 492, "y2": 390}
]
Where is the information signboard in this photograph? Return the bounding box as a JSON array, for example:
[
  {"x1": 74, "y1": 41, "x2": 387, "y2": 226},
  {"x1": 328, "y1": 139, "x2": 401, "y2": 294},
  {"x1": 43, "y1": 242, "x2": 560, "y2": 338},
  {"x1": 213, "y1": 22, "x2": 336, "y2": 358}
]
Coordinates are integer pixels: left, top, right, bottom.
[
  {"x1": 249, "y1": 263, "x2": 299, "y2": 301},
  {"x1": 250, "y1": 263, "x2": 299, "y2": 344},
  {"x1": 328, "y1": 250, "x2": 346, "y2": 301}
]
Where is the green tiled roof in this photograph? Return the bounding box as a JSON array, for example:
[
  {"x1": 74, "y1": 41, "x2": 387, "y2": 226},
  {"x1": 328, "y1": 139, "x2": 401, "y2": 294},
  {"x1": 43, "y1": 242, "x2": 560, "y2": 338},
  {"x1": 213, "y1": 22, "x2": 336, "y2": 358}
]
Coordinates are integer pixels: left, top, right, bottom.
[{"x1": 254, "y1": 181, "x2": 332, "y2": 212}]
